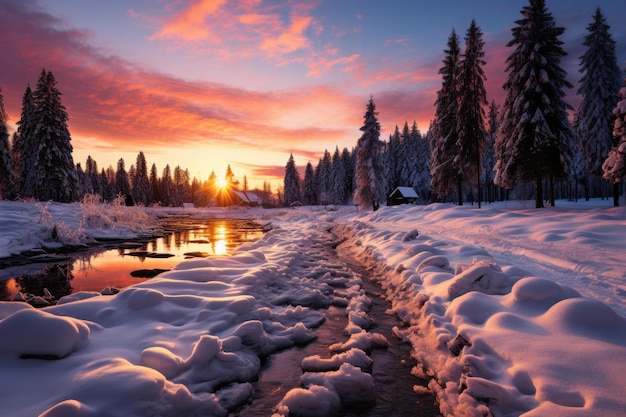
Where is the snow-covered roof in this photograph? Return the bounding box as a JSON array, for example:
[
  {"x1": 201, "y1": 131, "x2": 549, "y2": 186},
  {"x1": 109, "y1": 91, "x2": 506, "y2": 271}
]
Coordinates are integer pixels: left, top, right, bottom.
[
  {"x1": 233, "y1": 190, "x2": 261, "y2": 204},
  {"x1": 390, "y1": 186, "x2": 418, "y2": 198}
]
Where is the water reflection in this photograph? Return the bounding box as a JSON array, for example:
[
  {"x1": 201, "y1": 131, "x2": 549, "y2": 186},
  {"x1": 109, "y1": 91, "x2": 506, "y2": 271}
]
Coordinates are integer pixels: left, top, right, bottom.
[{"x1": 0, "y1": 218, "x2": 266, "y2": 303}]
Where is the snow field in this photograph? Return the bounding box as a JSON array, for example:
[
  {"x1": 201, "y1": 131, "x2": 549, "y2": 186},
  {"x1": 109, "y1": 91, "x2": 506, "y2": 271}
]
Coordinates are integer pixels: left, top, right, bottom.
[{"x1": 1, "y1": 200, "x2": 625, "y2": 416}]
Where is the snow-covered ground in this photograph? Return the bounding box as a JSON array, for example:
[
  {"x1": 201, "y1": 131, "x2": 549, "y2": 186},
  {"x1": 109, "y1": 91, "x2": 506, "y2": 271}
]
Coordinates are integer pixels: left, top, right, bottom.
[{"x1": 0, "y1": 198, "x2": 624, "y2": 416}]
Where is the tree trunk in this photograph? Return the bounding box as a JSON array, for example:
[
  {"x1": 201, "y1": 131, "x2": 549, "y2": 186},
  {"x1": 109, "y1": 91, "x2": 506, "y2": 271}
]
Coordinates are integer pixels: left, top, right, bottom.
[
  {"x1": 535, "y1": 175, "x2": 544, "y2": 208},
  {"x1": 614, "y1": 182, "x2": 620, "y2": 207},
  {"x1": 457, "y1": 176, "x2": 463, "y2": 206},
  {"x1": 549, "y1": 174, "x2": 555, "y2": 207}
]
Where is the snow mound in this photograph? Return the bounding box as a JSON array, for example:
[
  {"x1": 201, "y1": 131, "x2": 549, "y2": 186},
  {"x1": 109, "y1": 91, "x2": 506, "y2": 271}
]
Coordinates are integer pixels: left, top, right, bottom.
[{"x1": 0, "y1": 305, "x2": 90, "y2": 359}]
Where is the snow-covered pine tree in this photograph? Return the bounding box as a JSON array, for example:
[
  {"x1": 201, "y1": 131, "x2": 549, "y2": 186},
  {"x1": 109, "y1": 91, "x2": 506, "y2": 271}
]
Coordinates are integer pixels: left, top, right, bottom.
[
  {"x1": 484, "y1": 101, "x2": 500, "y2": 202},
  {"x1": 0, "y1": 88, "x2": 16, "y2": 200},
  {"x1": 317, "y1": 150, "x2": 332, "y2": 204},
  {"x1": 412, "y1": 121, "x2": 430, "y2": 201},
  {"x1": 495, "y1": 0, "x2": 573, "y2": 208},
  {"x1": 132, "y1": 151, "x2": 151, "y2": 206},
  {"x1": 577, "y1": 8, "x2": 622, "y2": 200},
  {"x1": 302, "y1": 161, "x2": 318, "y2": 205},
  {"x1": 331, "y1": 147, "x2": 347, "y2": 204},
  {"x1": 283, "y1": 153, "x2": 301, "y2": 206},
  {"x1": 386, "y1": 125, "x2": 402, "y2": 193},
  {"x1": 602, "y1": 74, "x2": 626, "y2": 206},
  {"x1": 399, "y1": 122, "x2": 414, "y2": 189},
  {"x1": 341, "y1": 147, "x2": 355, "y2": 202},
  {"x1": 430, "y1": 30, "x2": 461, "y2": 203},
  {"x1": 29, "y1": 69, "x2": 78, "y2": 202},
  {"x1": 457, "y1": 19, "x2": 488, "y2": 208},
  {"x1": 354, "y1": 96, "x2": 386, "y2": 209},
  {"x1": 13, "y1": 85, "x2": 36, "y2": 198}
]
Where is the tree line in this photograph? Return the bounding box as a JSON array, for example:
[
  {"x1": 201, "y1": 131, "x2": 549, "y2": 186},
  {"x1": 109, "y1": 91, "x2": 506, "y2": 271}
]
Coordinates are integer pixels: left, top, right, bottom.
[
  {"x1": 284, "y1": 1, "x2": 626, "y2": 209},
  {"x1": 0, "y1": 70, "x2": 281, "y2": 207}
]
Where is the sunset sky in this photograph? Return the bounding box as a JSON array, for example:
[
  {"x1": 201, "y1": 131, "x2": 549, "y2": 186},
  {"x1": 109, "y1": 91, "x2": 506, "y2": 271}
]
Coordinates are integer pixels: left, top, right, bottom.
[{"x1": 1, "y1": 0, "x2": 625, "y2": 189}]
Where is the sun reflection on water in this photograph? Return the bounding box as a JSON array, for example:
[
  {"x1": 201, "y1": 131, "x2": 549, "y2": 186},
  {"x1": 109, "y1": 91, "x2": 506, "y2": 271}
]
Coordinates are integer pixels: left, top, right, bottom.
[{"x1": 1, "y1": 218, "x2": 266, "y2": 302}]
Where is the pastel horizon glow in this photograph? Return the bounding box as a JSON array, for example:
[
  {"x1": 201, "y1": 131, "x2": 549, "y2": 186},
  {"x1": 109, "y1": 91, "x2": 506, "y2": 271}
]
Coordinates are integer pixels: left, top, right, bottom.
[{"x1": 1, "y1": 0, "x2": 625, "y2": 189}]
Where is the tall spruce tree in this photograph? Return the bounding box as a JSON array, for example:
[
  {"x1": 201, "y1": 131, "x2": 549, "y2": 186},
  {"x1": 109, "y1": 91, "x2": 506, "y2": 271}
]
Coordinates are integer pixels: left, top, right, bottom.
[
  {"x1": 485, "y1": 101, "x2": 500, "y2": 202},
  {"x1": 13, "y1": 85, "x2": 36, "y2": 197},
  {"x1": 132, "y1": 151, "x2": 151, "y2": 205},
  {"x1": 576, "y1": 8, "x2": 622, "y2": 200},
  {"x1": 115, "y1": 158, "x2": 133, "y2": 205},
  {"x1": 283, "y1": 153, "x2": 301, "y2": 206},
  {"x1": 354, "y1": 96, "x2": 385, "y2": 209},
  {"x1": 331, "y1": 146, "x2": 348, "y2": 204},
  {"x1": 302, "y1": 162, "x2": 318, "y2": 205},
  {"x1": 602, "y1": 74, "x2": 626, "y2": 206},
  {"x1": 28, "y1": 69, "x2": 78, "y2": 202},
  {"x1": 0, "y1": 87, "x2": 16, "y2": 199},
  {"x1": 341, "y1": 147, "x2": 355, "y2": 202},
  {"x1": 457, "y1": 19, "x2": 488, "y2": 207},
  {"x1": 495, "y1": 0, "x2": 573, "y2": 208},
  {"x1": 430, "y1": 30, "x2": 461, "y2": 202},
  {"x1": 412, "y1": 121, "x2": 430, "y2": 201}
]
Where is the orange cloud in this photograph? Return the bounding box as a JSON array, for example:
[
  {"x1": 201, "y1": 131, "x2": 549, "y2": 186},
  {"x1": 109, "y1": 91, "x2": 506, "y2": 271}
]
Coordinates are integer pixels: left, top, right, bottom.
[
  {"x1": 152, "y1": 0, "x2": 226, "y2": 42},
  {"x1": 261, "y1": 14, "x2": 312, "y2": 54}
]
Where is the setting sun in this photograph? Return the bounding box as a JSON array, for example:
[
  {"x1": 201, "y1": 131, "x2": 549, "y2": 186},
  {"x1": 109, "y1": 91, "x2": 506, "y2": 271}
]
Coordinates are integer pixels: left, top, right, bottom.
[{"x1": 217, "y1": 178, "x2": 228, "y2": 188}]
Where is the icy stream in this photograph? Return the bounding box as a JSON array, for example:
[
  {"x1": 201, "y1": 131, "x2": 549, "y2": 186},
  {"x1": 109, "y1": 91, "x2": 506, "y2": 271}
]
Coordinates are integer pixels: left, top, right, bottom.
[{"x1": 232, "y1": 228, "x2": 440, "y2": 416}]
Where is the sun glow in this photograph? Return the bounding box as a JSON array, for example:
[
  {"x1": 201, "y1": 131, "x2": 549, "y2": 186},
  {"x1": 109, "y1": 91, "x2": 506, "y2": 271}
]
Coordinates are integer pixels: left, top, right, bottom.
[{"x1": 217, "y1": 178, "x2": 228, "y2": 188}]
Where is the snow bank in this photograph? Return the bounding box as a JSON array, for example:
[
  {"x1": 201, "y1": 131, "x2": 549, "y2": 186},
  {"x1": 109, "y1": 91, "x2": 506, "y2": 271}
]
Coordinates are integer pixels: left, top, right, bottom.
[{"x1": 334, "y1": 202, "x2": 626, "y2": 417}]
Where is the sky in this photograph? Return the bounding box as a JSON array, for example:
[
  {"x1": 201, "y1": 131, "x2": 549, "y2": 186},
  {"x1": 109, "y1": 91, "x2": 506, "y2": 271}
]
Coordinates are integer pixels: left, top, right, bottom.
[{"x1": 1, "y1": 0, "x2": 625, "y2": 189}]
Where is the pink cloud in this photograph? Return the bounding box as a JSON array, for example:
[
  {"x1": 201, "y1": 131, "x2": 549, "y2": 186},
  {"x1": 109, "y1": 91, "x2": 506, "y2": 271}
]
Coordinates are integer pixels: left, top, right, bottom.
[{"x1": 151, "y1": 0, "x2": 226, "y2": 42}]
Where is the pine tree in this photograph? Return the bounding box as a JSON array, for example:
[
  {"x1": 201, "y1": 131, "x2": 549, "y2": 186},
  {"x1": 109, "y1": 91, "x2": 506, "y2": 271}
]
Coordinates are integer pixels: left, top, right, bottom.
[
  {"x1": 149, "y1": 163, "x2": 160, "y2": 204},
  {"x1": 317, "y1": 150, "x2": 332, "y2": 204},
  {"x1": 495, "y1": 0, "x2": 573, "y2": 208},
  {"x1": 602, "y1": 74, "x2": 626, "y2": 205},
  {"x1": 331, "y1": 146, "x2": 347, "y2": 204},
  {"x1": 115, "y1": 158, "x2": 133, "y2": 205},
  {"x1": 225, "y1": 164, "x2": 238, "y2": 188},
  {"x1": 283, "y1": 154, "x2": 301, "y2": 206},
  {"x1": 205, "y1": 170, "x2": 217, "y2": 205},
  {"x1": 172, "y1": 166, "x2": 190, "y2": 206},
  {"x1": 430, "y1": 30, "x2": 461, "y2": 202},
  {"x1": 28, "y1": 70, "x2": 78, "y2": 202},
  {"x1": 386, "y1": 125, "x2": 402, "y2": 193},
  {"x1": 354, "y1": 96, "x2": 385, "y2": 209},
  {"x1": 75, "y1": 163, "x2": 87, "y2": 199},
  {"x1": 132, "y1": 151, "x2": 151, "y2": 205},
  {"x1": 485, "y1": 101, "x2": 500, "y2": 202},
  {"x1": 13, "y1": 85, "x2": 36, "y2": 197},
  {"x1": 302, "y1": 161, "x2": 318, "y2": 205},
  {"x1": 457, "y1": 19, "x2": 488, "y2": 207},
  {"x1": 160, "y1": 164, "x2": 173, "y2": 206},
  {"x1": 85, "y1": 155, "x2": 102, "y2": 197},
  {"x1": 341, "y1": 147, "x2": 355, "y2": 202},
  {"x1": 576, "y1": 8, "x2": 622, "y2": 199},
  {"x1": 0, "y1": 88, "x2": 16, "y2": 200},
  {"x1": 412, "y1": 121, "x2": 430, "y2": 201}
]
